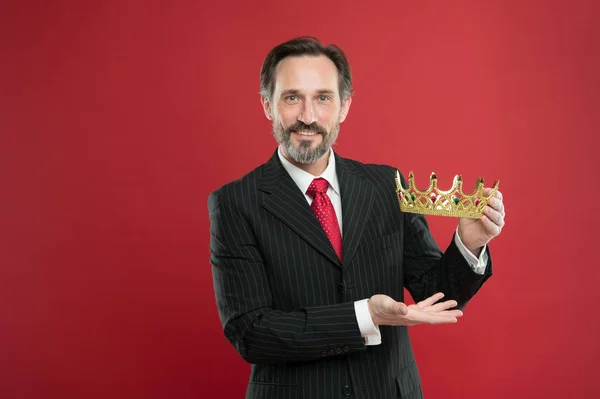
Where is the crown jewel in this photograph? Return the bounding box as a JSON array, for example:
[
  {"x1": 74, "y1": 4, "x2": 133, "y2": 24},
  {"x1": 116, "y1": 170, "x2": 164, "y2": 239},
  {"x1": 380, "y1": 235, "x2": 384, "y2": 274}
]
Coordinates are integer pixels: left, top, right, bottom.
[{"x1": 395, "y1": 171, "x2": 499, "y2": 219}]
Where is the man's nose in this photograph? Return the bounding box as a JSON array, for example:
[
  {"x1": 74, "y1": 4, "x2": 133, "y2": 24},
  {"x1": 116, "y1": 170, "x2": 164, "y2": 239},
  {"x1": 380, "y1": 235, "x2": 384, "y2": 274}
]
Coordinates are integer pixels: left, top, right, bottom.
[{"x1": 298, "y1": 100, "x2": 317, "y2": 125}]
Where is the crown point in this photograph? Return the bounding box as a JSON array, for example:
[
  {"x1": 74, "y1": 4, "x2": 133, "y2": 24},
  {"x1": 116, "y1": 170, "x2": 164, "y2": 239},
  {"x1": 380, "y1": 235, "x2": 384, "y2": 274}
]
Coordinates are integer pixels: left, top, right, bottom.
[{"x1": 430, "y1": 172, "x2": 437, "y2": 180}]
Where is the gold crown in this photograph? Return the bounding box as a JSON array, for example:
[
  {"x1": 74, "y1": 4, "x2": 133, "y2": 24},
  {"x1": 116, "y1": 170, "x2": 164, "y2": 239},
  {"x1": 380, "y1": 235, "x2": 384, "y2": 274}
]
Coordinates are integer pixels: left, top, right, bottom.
[{"x1": 395, "y1": 171, "x2": 499, "y2": 219}]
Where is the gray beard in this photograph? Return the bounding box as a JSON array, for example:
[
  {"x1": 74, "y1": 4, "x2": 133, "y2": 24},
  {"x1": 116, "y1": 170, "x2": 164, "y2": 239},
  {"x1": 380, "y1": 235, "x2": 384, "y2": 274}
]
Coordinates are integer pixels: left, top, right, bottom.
[{"x1": 274, "y1": 125, "x2": 339, "y2": 164}]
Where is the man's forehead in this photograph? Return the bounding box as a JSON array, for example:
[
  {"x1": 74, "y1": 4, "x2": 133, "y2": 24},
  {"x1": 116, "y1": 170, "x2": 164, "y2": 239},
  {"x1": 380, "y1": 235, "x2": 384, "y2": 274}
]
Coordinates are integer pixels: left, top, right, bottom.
[{"x1": 274, "y1": 55, "x2": 338, "y2": 92}]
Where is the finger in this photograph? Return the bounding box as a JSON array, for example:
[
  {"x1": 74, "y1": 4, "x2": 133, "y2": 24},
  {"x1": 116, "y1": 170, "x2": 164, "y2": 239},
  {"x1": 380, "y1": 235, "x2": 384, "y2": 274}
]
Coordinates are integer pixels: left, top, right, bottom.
[
  {"x1": 482, "y1": 187, "x2": 494, "y2": 196},
  {"x1": 483, "y1": 206, "x2": 505, "y2": 228},
  {"x1": 407, "y1": 309, "x2": 460, "y2": 325},
  {"x1": 487, "y1": 197, "x2": 505, "y2": 216},
  {"x1": 424, "y1": 309, "x2": 464, "y2": 324},
  {"x1": 396, "y1": 302, "x2": 408, "y2": 316},
  {"x1": 482, "y1": 188, "x2": 503, "y2": 201},
  {"x1": 417, "y1": 292, "x2": 445, "y2": 309},
  {"x1": 441, "y1": 309, "x2": 464, "y2": 318},
  {"x1": 481, "y1": 214, "x2": 502, "y2": 237},
  {"x1": 484, "y1": 190, "x2": 505, "y2": 218},
  {"x1": 422, "y1": 299, "x2": 458, "y2": 313}
]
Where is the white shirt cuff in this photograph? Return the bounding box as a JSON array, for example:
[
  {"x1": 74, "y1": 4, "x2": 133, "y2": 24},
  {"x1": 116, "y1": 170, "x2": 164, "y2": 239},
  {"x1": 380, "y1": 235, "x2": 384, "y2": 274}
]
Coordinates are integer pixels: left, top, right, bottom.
[
  {"x1": 454, "y1": 226, "x2": 489, "y2": 275},
  {"x1": 354, "y1": 299, "x2": 381, "y2": 345}
]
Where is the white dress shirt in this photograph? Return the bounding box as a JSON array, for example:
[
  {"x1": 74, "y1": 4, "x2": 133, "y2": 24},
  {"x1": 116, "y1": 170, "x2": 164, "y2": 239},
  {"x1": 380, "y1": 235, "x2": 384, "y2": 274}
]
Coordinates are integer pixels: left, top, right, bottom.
[{"x1": 278, "y1": 148, "x2": 488, "y2": 346}]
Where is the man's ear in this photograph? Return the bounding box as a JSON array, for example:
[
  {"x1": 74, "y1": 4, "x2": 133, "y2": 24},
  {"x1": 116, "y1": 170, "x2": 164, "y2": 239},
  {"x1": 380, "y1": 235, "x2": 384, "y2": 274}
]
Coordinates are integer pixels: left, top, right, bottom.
[
  {"x1": 261, "y1": 96, "x2": 273, "y2": 120},
  {"x1": 339, "y1": 96, "x2": 353, "y2": 123}
]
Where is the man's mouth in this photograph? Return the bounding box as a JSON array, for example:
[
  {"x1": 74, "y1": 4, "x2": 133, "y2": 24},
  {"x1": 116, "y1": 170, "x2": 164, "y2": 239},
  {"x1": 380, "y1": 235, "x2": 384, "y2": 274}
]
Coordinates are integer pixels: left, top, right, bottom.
[{"x1": 293, "y1": 130, "x2": 319, "y2": 136}]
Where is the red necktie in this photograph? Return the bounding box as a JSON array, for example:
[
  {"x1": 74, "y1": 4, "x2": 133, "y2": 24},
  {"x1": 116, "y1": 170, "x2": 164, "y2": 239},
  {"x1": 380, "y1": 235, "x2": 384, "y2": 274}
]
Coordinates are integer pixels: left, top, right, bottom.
[{"x1": 306, "y1": 178, "x2": 343, "y2": 261}]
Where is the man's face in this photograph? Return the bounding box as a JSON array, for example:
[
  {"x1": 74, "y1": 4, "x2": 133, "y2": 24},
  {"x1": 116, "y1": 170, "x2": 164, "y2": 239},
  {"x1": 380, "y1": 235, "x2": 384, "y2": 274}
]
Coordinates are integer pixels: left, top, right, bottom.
[{"x1": 262, "y1": 55, "x2": 351, "y2": 164}]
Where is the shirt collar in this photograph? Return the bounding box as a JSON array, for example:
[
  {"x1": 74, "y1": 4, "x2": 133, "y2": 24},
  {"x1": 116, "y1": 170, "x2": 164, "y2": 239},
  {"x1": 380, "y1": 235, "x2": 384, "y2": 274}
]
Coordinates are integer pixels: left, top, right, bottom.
[{"x1": 277, "y1": 147, "x2": 340, "y2": 197}]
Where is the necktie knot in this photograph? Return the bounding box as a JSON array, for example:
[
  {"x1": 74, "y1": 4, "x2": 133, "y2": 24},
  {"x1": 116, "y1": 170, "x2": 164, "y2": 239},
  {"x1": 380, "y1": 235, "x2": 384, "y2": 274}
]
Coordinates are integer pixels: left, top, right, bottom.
[{"x1": 306, "y1": 178, "x2": 329, "y2": 198}]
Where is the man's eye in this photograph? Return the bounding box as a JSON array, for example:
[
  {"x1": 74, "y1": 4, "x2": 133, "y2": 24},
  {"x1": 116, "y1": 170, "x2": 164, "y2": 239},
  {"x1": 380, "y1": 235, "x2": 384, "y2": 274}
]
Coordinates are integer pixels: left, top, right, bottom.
[
  {"x1": 319, "y1": 96, "x2": 329, "y2": 102},
  {"x1": 286, "y1": 96, "x2": 297, "y2": 102}
]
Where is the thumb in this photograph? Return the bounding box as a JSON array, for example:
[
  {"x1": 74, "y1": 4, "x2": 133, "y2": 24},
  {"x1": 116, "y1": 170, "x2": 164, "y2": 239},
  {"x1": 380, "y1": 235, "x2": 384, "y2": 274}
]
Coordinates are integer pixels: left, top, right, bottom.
[{"x1": 396, "y1": 302, "x2": 408, "y2": 315}]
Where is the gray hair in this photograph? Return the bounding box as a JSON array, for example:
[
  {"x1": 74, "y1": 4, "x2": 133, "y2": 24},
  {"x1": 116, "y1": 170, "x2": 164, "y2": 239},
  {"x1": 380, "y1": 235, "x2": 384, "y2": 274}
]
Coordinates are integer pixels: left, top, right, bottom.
[{"x1": 259, "y1": 36, "x2": 354, "y2": 103}]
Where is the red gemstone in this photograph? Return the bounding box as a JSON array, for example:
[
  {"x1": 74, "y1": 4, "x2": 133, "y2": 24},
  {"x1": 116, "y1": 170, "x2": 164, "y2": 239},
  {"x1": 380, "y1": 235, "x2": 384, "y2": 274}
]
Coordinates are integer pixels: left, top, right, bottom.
[{"x1": 475, "y1": 200, "x2": 480, "y2": 206}]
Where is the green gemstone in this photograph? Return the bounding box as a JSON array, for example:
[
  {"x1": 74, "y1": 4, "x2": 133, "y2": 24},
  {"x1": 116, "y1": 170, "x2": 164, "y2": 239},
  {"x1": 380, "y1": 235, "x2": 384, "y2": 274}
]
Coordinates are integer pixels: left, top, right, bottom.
[
  {"x1": 453, "y1": 197, "x2": 460, "y2": 205},
  {"x1": 410, "y1": 193, "x2": 416, "y2": 201}
]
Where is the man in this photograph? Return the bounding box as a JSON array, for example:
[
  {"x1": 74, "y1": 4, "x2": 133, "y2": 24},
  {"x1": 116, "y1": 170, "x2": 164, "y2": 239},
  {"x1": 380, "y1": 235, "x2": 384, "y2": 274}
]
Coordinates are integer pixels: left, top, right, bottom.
[{"x1": 208, "y1": 37, "x2": 505, "y2": 399}]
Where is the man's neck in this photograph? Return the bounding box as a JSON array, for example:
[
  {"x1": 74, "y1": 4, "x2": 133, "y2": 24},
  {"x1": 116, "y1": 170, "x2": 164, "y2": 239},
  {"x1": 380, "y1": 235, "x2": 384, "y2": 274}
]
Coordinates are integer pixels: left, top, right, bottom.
[{"x1": 280, "y1": 147, "x2": 330, "y2": 176}]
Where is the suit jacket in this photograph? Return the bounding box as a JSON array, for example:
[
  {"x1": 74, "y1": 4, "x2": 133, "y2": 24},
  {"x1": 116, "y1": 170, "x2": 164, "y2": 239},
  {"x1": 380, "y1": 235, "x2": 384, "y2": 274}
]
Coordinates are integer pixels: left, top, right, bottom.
[{"x1": 208, "y1": 150, "x2": 492, "y2": 399}]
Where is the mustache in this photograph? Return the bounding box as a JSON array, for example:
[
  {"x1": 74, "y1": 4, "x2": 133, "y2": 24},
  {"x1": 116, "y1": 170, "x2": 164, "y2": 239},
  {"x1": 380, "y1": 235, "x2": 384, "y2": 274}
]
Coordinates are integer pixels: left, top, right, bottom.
[{"x1": 284, "y1": 121, "x2": 327, "y2": 135}]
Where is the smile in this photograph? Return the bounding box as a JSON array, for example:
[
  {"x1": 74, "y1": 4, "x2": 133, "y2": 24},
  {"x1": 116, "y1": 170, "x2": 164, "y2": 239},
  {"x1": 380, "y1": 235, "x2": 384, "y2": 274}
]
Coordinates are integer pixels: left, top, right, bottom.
[{"x1": 294, "y1": 130, "x2": 318, "y2": 136}]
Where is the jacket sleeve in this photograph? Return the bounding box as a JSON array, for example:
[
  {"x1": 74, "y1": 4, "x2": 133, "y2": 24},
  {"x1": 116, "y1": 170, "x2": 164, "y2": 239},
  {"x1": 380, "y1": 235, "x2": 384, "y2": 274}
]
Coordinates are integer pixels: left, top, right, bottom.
[
  {"x1": 398, "y1": 172, "x2": 493, "y2": 310},
  {"x1": 208, "y1": 188, "x2": 366, "y2": 364}
]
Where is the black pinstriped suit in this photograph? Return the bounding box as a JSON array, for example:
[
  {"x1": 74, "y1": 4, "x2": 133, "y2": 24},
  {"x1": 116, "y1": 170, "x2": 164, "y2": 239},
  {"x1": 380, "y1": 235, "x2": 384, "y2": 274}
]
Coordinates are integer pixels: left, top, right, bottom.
[{"x1": 209, "y1": 150, "x2": 492, "y2": 399}]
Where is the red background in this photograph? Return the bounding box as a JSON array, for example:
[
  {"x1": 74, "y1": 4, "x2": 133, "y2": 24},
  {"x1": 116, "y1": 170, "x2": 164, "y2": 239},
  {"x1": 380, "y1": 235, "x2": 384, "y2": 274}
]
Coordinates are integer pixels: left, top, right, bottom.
[{"x1": 1, "y1": 1, "x2": 599, "y2": 398}]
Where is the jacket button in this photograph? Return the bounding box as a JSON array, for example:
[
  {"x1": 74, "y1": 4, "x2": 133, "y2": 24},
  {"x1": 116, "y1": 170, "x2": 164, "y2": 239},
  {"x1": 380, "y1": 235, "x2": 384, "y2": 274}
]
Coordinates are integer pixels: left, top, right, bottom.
[
  {"x1": 328, "y1": 349, "x2": 335, "y2": 356},
  {"x1": 342, "y1": 385, "x2": 353, "y2": 396},
  {"x1": 343, "y1": 346, "x2": 349, "y2": 353},
  {"x1": 337, "y1": 283, "x2": 344, "y2": 294},
  {"x1": 320, "y1": 351, "x2": 327, "y2": 357},
  {"x1": 336, "y1": 347, "x2": 343, "y2": 354}
]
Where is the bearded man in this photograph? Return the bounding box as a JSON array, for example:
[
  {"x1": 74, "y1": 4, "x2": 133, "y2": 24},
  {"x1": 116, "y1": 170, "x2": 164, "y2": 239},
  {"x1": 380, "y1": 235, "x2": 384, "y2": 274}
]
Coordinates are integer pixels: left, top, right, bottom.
[{"x1": 208, "y1": 37, "x2": 505, "y2": 399}]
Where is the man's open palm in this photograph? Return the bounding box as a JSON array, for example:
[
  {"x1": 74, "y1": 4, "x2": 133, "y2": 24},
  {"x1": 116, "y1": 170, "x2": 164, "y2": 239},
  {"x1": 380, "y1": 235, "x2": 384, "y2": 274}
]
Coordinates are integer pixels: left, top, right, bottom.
[{"x1": 368, "y1": 292, "x2": 463, "y2": 327}]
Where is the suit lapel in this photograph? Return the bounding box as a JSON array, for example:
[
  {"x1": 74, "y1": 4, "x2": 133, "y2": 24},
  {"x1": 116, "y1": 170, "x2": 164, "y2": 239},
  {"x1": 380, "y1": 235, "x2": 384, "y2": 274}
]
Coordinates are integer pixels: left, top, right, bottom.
[
  {"x1": 336, "y1": 154, "x2": 374, "y2": 267},
  {"x1": 259, "y1": 151, "x2": 342, "y2": 267}
]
